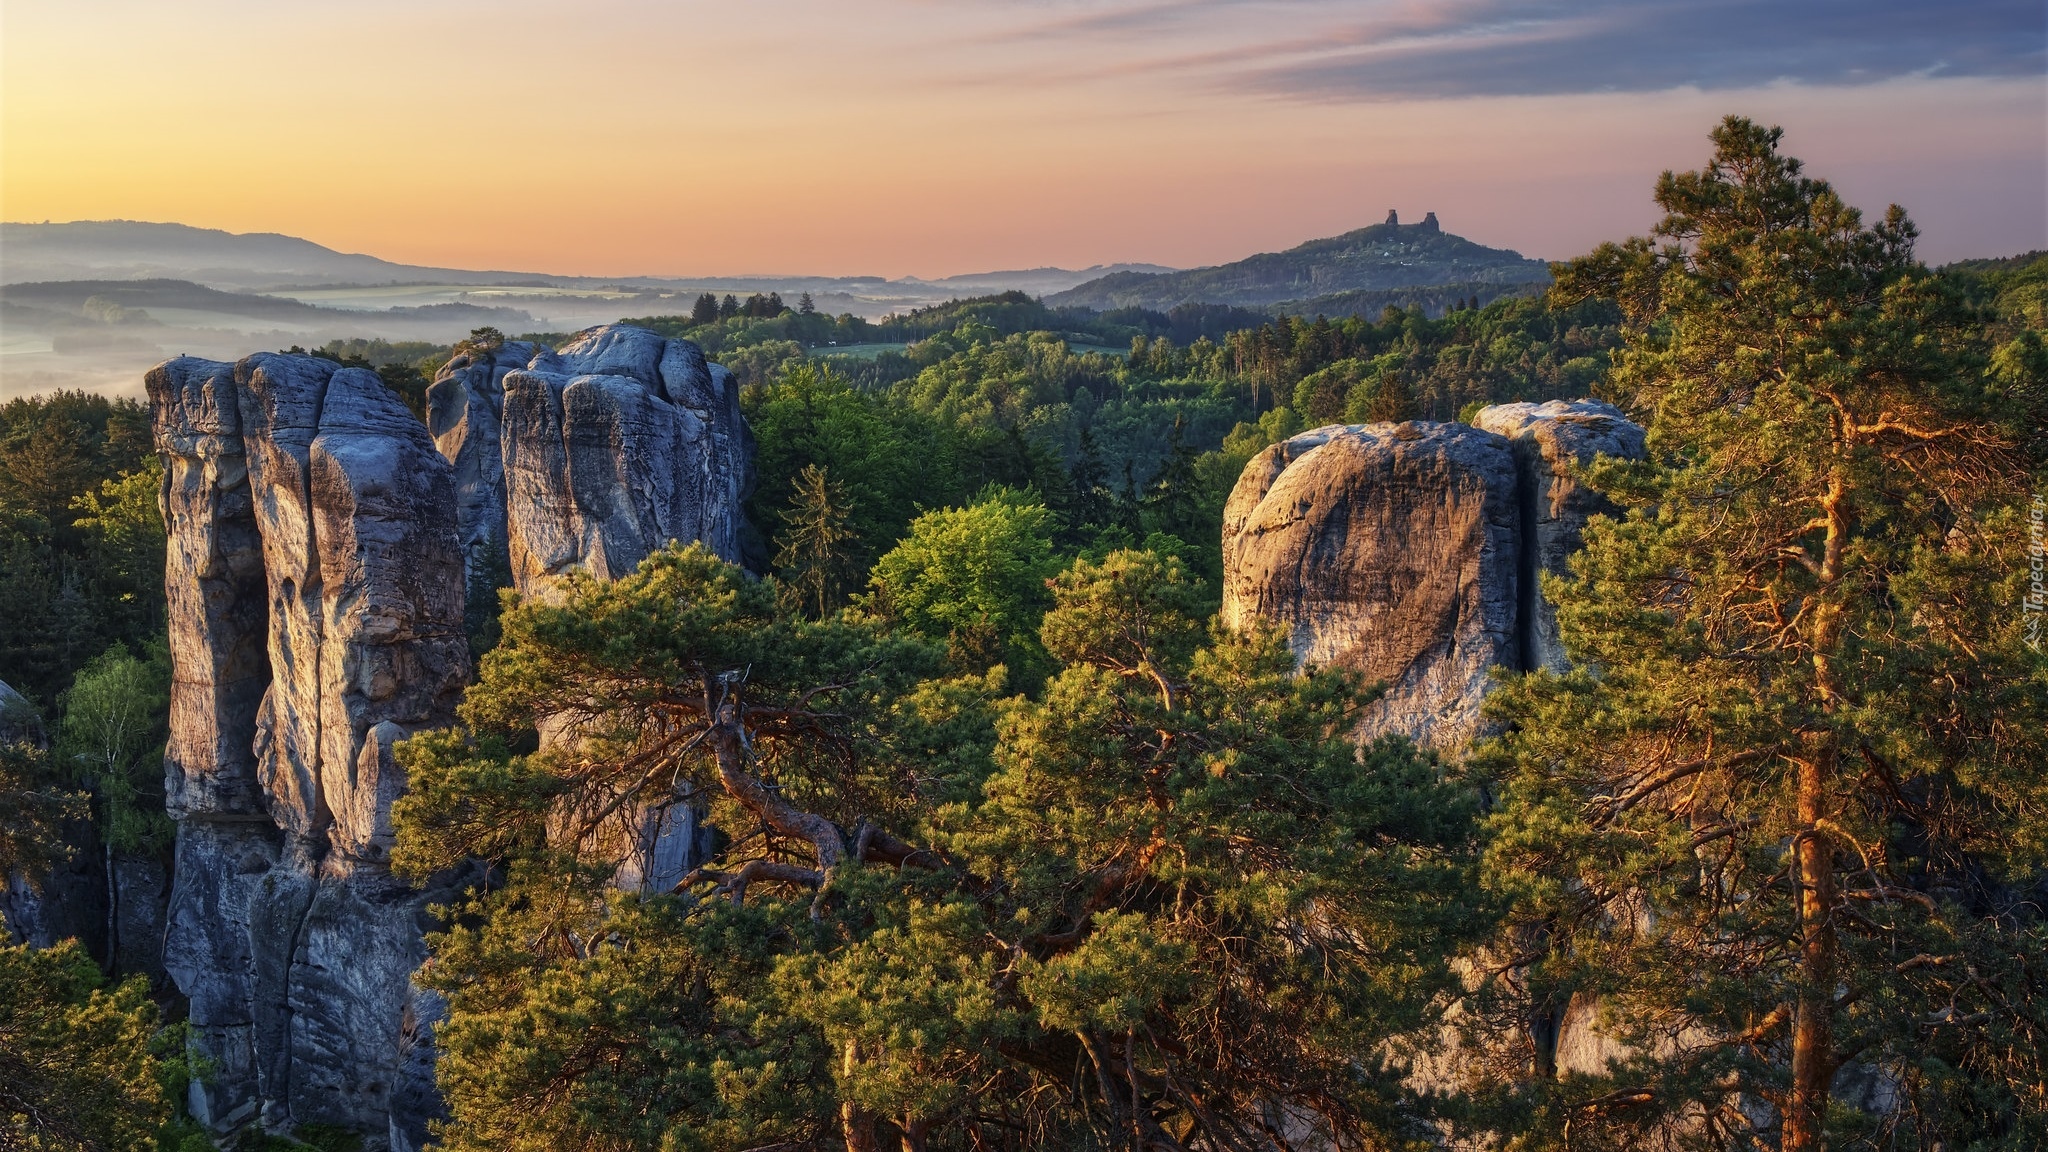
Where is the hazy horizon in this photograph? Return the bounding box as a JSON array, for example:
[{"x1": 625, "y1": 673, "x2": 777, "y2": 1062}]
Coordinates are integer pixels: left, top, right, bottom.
[{"x1": 4, "y1": 2, "x2": 2041, "y2": 279}]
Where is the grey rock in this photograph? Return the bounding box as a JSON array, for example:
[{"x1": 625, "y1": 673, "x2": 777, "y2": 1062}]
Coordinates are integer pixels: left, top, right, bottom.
[
  {"x1": 497, "y1": 326, "x2": 753, "y2": 593},
  {"x1": 1472, "y1": 400, "x2": 1646, "y2": 674},
  {"x1": 155, "y1": 358, "x2": 270, "y2": 819},
  {"x1": 144, "y1": 328, "x2": 753, "y2": 1146},
  {"x1": 1219, "y1": 402, "x2": 1646, "y2": 752},
  {"x1": 426, "y1": 341, "x2": 539, "y2": 593},
  {"x1": 1221, "y1": 421, "x2": 1522, "y2": 750},
  {"x1": 150, "y1": 351, "x2": 470, "y2": 1148}
]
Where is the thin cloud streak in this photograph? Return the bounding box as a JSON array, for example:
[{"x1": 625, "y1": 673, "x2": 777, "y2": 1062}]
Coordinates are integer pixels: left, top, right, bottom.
[{"x1": 934, "y1": 0, "x2": 2043, "y2": 100}]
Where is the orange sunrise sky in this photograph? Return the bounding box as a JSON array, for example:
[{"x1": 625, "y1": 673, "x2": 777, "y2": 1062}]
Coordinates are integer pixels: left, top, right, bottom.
[{"x1": 4, "y1": 0, "x2": 2043, "y2": 277}]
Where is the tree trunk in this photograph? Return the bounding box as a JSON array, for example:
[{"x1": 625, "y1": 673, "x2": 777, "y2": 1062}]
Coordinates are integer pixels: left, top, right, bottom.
[
  {"x1": 1787, "y1": 467, "x2": 1848, "y2": 1151},
  {"x1": 841, "y1": 1038, "x2": 882, "y2": 1152},
  {"x1": 1786, "y1": 742, "x2": 1836, "y2": 1151},
  {"x1": 103, "y1": 836, "x2": 119, "y2": 976}
]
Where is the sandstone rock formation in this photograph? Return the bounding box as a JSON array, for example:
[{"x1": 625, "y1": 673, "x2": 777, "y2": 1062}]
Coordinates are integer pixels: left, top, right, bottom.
[
  {"x1": 1471, "y1": 400, "x2": 1645, "y2": 674},
  {"x1": 152, "y1": 352, "x2": 470, "y2": 1149},
  {"x1": 427, "y1": 325, "x2": 750, "y2": 897},
  {"x1": 1222, "y1": 421, "x2": 1521, "y2": 749},
  {"x1": 428, "y1": 325, "x2": 754, "y2": 597},
  {"x1": 1221, "y1": 402, "x2": 1645, "y2": 750}
]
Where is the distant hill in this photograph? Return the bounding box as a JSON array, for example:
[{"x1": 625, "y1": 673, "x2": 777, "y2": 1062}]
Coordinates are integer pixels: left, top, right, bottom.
[
  {"x1": 1047, "y1": 214, "x2": 1550, "y2": 313},
  {"x1": 0, "y1": 221, "x2": 546, "y2": 290},
  {"x1": 0, "y1": 220, "x2": 1176, "y2": 302},
  {"x1": 2, "y1": 278, "x2": 536, "y2": 326},
  {"x1": 927, "y1": 264, "x2": 1178, "y2": 296}
]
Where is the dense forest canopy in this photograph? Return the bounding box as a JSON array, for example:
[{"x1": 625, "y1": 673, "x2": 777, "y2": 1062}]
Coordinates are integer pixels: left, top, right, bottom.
[{"x1": 3, "y1": 118, "x2": 2045, "y2": 1151}]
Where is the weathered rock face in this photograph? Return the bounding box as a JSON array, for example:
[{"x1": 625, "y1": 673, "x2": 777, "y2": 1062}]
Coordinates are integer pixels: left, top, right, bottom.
[
  {"x1": 1472, "y1": 400, "x2": 1646, "y2": 674},
  {"x1": 152, "y1": 353, "x2": 470, "y2": 1150},
  {"x1": 1221, "y1": 403, "x2": 1645, "y2": 750},
  {"x1": 1222, "y1": 421, "x2": 1522, "y2": 750},
  {"x1": 427, "y1": 325, "x2": 750, "y2": 896},
  {"x1": 424, "y1": 341, "x2": 536, "y2": 594},
  {"x1": 429, "y1": 326, "x2": 754, "y2": 596},
  {"x1": 144, "y1": 327, "x2": 751, "y2": 1145}
]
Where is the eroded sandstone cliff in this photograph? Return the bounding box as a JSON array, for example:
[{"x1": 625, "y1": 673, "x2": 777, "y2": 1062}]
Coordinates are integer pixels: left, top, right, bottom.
[
  {"x1": 153, "y1": 352, "x2": 470, "y2": 1148},
  {"x1": 428, "y1": 325, "x2": 753, "y2": 595},
  {"x1": 1221, "y1": 401, "x2": 1646, "y2": 750},
  {"x1": 150, "y1": 327, "x2": 752, "y2": 1147}
]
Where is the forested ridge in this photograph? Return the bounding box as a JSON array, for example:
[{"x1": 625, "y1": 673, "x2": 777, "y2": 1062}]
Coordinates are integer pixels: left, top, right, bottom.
[{"x1": 4, "y1": 119, "x2": 2046, "y2": 1151}]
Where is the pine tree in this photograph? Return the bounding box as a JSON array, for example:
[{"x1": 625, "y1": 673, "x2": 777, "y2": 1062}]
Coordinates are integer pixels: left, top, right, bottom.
[
  {"x1": 1141, "y1": 415, "x2": 1204, "y2": 543},
  {"x1": 774, "y1": 463, "x2": 858, "y2": 619},
  {"x1": 1067, "y1": 426, "x2": 1114, "y2": 531},
  {"x1": 1474, "y1": 117, "x2": 2048, "y2": 1150},
  {"x1": 393, "y1": 545, "x2": 1486, "y2": 1151},
  {"x1": 691, "y1": 292, "x2": 719, "y2": 325}
]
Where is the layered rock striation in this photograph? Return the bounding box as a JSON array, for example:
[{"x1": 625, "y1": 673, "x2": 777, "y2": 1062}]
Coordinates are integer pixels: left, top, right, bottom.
[{"x1": 1221, "y1": 401, "x2": 1645, "y2": 750}]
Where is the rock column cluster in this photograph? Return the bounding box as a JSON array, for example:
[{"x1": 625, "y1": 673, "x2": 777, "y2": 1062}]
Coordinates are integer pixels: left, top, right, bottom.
[
  {"x1": 427, "y1": 325, "x2": 753, "y2": 595},
  {"x1": 148, "y1": 326, "x2": 754, "y2": 1147},
  {"x1": 1221, "y1": 400, "x2": 1644, "y2": 749}
]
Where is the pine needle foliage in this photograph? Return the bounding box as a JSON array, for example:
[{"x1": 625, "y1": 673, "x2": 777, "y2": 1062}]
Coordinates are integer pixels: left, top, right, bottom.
[{"x1": 1468, "y1": 117, "x2": 2048, "y2": 1152}]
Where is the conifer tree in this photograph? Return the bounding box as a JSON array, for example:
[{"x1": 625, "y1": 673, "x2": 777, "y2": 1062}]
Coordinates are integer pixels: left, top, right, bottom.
[
  {"x1": 776, "y1": 463, "x2": 859, "y2": 619},
  {"x1": 1473, "y1": 117, "x2": 2048, "y2": 1151},
  {"x1": 393, "y1": 545, "x2": 1486, "y2": 1151}
]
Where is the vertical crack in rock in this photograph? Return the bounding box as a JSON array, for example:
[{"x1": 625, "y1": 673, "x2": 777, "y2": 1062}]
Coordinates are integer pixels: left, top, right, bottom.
[
  {"x1": 1472, "y1": 400, "x2": 1647, "y2": 676},
  {"x1": 1510, "y1": 432, "x2": 1542, "y2": 674}
]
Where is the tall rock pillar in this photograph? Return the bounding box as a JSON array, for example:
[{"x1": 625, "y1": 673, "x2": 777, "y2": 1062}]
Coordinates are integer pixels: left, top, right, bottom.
[{"x1": 152, "y1": 353, "x2": 470, "y2": 1150}]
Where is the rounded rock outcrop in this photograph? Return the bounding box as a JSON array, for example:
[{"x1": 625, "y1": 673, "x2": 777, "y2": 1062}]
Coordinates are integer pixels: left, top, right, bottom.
[
  {"x1": 1220, "y1": 401, "x2": 1646, "y2": 752},
  {"x1": 1222, "y1": 420, "x2": 1522, "y2": 750}
]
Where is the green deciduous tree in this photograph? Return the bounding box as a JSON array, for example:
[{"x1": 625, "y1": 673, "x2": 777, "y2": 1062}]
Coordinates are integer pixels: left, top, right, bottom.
[
  {"x1": 866, "y1": 489, "x2": 1057, "y2": 679},
  {"x1": 1472, "y1": 117, "x2": 2048, "y2": 1151}
]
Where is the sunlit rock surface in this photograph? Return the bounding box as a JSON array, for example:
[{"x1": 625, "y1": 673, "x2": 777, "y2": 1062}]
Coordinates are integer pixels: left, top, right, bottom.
[
  {"x1": 428, "y1": 325, "x2": 754, "y2": 596},
  {"x1": 1221, "y1": 420, "x2": 1522, "y2": 750},
  {"x1": 1220, "y1": 403, "x2": 1645, "y2": 751},
  {"x1": 152, "y1": 352, "x2": 469, "y2": 1150}
]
